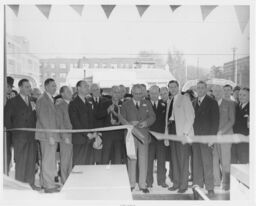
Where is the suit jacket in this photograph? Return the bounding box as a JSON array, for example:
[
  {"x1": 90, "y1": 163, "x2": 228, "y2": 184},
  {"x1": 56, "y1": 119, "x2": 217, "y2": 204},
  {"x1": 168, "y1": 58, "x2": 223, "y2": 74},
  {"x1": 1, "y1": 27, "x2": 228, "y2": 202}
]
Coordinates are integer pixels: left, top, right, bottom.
[
  {"x1": 120, "y1": 99, "x2": 156, "y2": 144},
  {"x1": 4, "y1": 94, "x2": 36, "y2": 142},
  {"x1": 149, "y1": 99, "x2": 166, "y2": 133},
  {"x1": 35, "y1": 92, "x2": 60, "y2": 142},
  {"x1": 193, "y1": 95, "x2": 219, "y2": 135},
  {"x1": 218, "y1": 99, "x2": 235, "y2": 134},
  {"x1": 69, "y1": 96, "x2": 94, "y2": 144},
  {"x1": 56, "y1": 100, "x2": 72, "y2": 143},
  {"x1": 91, "y1": 96, "x2": 109, "y2": 128},
  {"x1": 166, "y1": 94, "x2": 195, "y2": 136},
  {"x1": 233, "y1": 102, "x2": 249, "y2": 136}
]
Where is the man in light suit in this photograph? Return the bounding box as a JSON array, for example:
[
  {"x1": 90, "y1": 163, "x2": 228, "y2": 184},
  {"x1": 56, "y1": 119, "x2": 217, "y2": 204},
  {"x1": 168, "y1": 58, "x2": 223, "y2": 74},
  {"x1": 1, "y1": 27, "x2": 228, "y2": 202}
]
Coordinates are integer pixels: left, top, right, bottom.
[
  {"x1": 56, "y1": 86, "x2": 73, "y2": 184},
  {"x1": 192, "y1": 81, "x2": 219, "y2": 197},
  {"x1": 166, "y1": 80, "x2": 195, "y2": 193},
  {"x1": 120, "y1": 84, "x2": 156, "y2": 193},
  {"x1": 35, "y1": 78, "x2": 60, "y2": 193},
  {"x1": 212, "y1": 85, "x2": 235, "y2": 191}
]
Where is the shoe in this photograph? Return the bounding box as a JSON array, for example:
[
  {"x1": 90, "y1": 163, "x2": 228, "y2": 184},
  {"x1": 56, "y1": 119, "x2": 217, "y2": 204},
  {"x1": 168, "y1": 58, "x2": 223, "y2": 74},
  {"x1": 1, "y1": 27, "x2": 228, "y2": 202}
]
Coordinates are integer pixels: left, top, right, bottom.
[
  {"x1": 30, "y1": 184, "x2": 42, "y2": 191},
  {"x1": 208, "y1": 190, "x2": 215, "y2": 197},
  {"x1": 140, "y1": 188, "x2": 150, "y2": 193},
  {"x1": 168, "y1": 186, "x2": 179, "y2": 191},
  {"x1": 130, "y1": 187, "x2": 135, "y2": 192},
  {"x1": 178, "y1": 188, "x2": 187, "y2": 193},
  {"x1": 44, "y1": 187, "x2": 60, "y2": 193},
  {"x1": 158, "y1": 183, "x2": 168, "y2": 188}
]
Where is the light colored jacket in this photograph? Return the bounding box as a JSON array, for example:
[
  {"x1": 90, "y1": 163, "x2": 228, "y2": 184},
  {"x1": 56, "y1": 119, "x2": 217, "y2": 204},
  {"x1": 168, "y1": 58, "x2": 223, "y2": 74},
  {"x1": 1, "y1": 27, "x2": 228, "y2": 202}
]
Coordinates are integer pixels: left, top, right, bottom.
[
  {"x1": 35, "y1": 92, "x2": 60, "y2": 142},
  {"x1": 218, "y1": 99, "x2": 235, "y2": 134},
  {"x1": 165, "y1": 94, "x2": 195, "y2": 136}
]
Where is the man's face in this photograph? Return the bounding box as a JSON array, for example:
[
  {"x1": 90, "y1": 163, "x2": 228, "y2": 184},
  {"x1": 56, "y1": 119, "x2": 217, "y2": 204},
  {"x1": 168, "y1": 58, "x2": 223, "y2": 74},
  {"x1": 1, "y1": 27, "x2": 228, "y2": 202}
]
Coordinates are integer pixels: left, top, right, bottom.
[
  {"x1": 141, "y1": 86, "x2": 147, "y2": 98},
  {"x1": 212, "y1": 86, "x2": 223, "y2": 100},
  {"x1": 119, "y1": 86, "x2": 126, "y2": 98},
  {"x1": 91, "y1": 85, "x2": 101, "y2": 97},
  {"x1": 20, "y1": 81, "x2": 32, "y2": 96},
  {"x1": 149, "y1": 88, "x2": 159, "y2": 102},
  {"x1": 168, "y1": 83, "x2": 179, "y2": 96},
  {"x1": 160, "y1": 88, "x2": 169, "y2": 101},
  {"x1": 78, "y1": 82, "x2": 90, "y2": 96},
  {"x1": 45, "y1": 81, "x2": 57, "y2": 95},
  {"x1": 112, "y1": 87, "x2": 121, "y2": 101},
  {"x1": 233, "y1": 90, "x2": 240, "y2": 100},
  {"x1": 239, "y1": 90, "x2": 249, "y2": 104},
  {"x1": 32, "y1": 89, "x2": 41, "y2": 99},
  {"x1": 224, "y1": 86, "x2": 232, "y2": 99},
  {"x1": 132, "y1": 87, "x2": 143, "y2": 101},
  {"x1": 7, "y1": 84, "x2": 12, "y2": 94},
  {"x1": 62, "y1": 87, "x2": 73, "y2": 101},
  {"x1": 196, "y1": 83, "x2": 207, "y2": 97}
]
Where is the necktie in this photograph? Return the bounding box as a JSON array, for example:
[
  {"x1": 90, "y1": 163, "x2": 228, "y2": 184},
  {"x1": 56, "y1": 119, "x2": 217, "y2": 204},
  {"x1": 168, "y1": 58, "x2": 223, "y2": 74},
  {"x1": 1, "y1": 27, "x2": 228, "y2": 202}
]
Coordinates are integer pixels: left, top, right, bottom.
[
  {"x1": 153, "y1": 102, "x2": 157, "y2": 111},
  {"x1": 25, "y1": 96, "x2": 29, "y2": 106},
  {"x1": 136, "y1": 102, "x2": 139, "y2": 110},
  {"x1": 198, "y1": 99, "x2": 201, "y2": 106},
  {"x1": 168, "y1": 98, "x2": 174, "y2": 120}
]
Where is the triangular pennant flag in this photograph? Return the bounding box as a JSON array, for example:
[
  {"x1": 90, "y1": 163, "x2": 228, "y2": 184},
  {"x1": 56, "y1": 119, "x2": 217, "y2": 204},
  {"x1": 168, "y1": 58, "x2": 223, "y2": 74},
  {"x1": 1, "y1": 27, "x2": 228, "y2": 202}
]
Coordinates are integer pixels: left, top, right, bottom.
[
  {"x1": 136, "y1": 5, "x2": 150, "y2": 17},
  {"x1": 36, "y1": 5, "x2": 52, "y2": 19},
  {"x1": 170, "y1": 5, "x2": 181, "y2": 12},
  {"x1": 70, "y1": 5, "x2": 84, "y2": 16},
  {"x1": 200, "y1": 5, "x2": 218, "y2": 21},
  {"x1": 101, "y1": 5, "x2": 116, "y2": 18},
  {"x1": 8, "y1": 5, "x2": 19, "y2": 16},
  {"x1": 234, "y1": 5, "x2": 249, "y2": 33}
]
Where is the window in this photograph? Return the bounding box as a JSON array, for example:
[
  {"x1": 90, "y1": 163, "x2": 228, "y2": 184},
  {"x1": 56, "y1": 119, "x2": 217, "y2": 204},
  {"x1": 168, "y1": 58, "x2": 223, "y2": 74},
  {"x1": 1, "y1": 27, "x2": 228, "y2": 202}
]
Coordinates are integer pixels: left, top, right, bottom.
[
  {"x1": 102, "y1": 64, "x2": 106, "y2": 68},
  {"x1": 83, "y1": 63, "x2": 89, "y2": 69},
  {"x1": 60, "y1": 73, "x2": 66, "y2": 78},
  {"x1": 120, "y1": 64, "x2": 124, "y2": 68},
  {"x1": 132, "y1": 64, "x2": 137, "y2": 69},
  {"x1": 51, "y1": 73, "x2": 56, "y2": 78},
  {"x1": 50, "y1": 64, "x2": 55, "y2": 69},
  {"x1": 94, "y1": 64, "x2": 98, "y2": 68},
  {"x1": 60, "y1": 63, "x2": 66, "y2": 69},
  {"x1": 111, "y1": 64, "x2": 117, "y2": 69},
  {"x1": 126, "y1": 64, "x2": 130, "y2": 68},
  {"x1": 74, "y1": 63, "x2": 78, "y2": 68}
]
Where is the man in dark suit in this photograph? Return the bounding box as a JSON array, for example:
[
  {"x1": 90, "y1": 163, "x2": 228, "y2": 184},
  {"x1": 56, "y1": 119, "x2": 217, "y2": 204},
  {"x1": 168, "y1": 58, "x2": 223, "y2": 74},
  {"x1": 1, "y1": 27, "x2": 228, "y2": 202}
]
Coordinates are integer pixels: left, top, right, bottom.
[
  {"x1": 146, "y1": 85, "x2": 168, "y2": 188},
  {"x1": 120, "y1": 84, "x2": 156, "y2": 193},
  {"x1": 96, "y1": 86, "x2": 124, "y2": 164},
  {"x1": 89, "y1": 83, "x2": 108, "y2": 164},
  {"x1": 233, "y1": 87, "x2": 249, "y2": 164},
  {"x1": 4, "y1": 79, "x2": 39, "y2": 190},
  {"x1": 192, "y1": 81, "x2": 219, "y2": 197},
  {"x1": 69, "y1": 80, "x2": 94, "y2": 166}
]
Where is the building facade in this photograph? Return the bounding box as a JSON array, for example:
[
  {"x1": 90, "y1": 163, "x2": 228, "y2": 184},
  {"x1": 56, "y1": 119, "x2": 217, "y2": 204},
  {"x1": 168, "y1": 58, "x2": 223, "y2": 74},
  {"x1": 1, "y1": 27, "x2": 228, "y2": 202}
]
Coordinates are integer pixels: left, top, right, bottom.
[
  {"x1": 40, "y1": 58, "x2": 79, "y2": 88},
  {"x1": 6, "y1": 34, "x2": 40, "y2": 88},
  {"x1": 222, "y1": 56, "x2": 249, "y2": 87}
]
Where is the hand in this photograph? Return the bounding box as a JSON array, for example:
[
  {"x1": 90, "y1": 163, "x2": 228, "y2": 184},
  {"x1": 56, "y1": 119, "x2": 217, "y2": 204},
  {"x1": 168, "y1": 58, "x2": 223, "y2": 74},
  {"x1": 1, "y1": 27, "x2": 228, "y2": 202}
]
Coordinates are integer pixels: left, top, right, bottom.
[
  {"x1": 107, "y1": 105, "x2": 114, "y2": 114},
  {"x1": 217, "y1": 131, "x2": 222, "y2": 136},
  {"x1": 138, "y1": 121, "x2": 147, "y2": 128},
  {"x1": 64, "y1": 138, "x2": 71, "y2": 144},
  {"x1": 111, "y1": 118, "x2": 117, "y2": 125},
  {"x1": 49, "y1": 137, "x2": 55, "y2": 145},
  {"x1": 164, "y1": 140, "x2": 169, "y2": 147},
  {"x1": 208, "y1": 142, "x2": 214, "y2": 147},
  {"x1": 87, "y1": 133, "x2": 95, "y2": 140},
  {"x1": 130, "y1": 121, "x2": 139, "y2": 126}
]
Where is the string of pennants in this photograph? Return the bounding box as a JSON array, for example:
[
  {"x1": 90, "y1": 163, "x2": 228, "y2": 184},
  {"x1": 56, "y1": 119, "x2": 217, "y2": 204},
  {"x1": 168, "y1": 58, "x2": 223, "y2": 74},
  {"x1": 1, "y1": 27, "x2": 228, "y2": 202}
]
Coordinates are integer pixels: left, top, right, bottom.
[{"x1": 7, "y1": 4, "x2": 249, "y2": 33}]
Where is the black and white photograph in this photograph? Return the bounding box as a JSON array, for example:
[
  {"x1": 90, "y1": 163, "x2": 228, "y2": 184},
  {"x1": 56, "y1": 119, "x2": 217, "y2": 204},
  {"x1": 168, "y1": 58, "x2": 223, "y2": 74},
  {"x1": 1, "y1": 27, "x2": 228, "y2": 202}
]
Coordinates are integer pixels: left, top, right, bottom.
[{"x1": 1, "y1": 0, "x2": 255, "y2": 204}]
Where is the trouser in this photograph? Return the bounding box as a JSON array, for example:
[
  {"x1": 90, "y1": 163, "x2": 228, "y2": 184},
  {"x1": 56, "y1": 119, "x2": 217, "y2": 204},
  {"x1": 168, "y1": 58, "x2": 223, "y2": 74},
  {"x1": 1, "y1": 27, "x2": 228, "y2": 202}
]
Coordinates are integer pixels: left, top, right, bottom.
[
  {"x1": 40, "y1": 141, "x2": 58, "y2": 189},
  {"x1": 168, "y1": 121, "x2": 189, "y2": 190},
  {"x1": 73, "y1": 143, "x2": 93, "y2": 166},
  {"x1": 59, "y1": 142, "x2": 73, "y2": 184},
  {"x1": 5, "y1": 132, "x2": 13, "y2": 175},
  {"x1": 192, "y1": 143, "x2": 214, "y2": 191},
  {"x1": 128, "y1": 137, "x2": 148, "y2": 189},
  {"x1": 213, "y1": 143, "x2": 231, "y2": 189},
  {"x1": 13, "y1": 139, "x2": 37, "y2": 184},
  {"x1": 102, "y1": 131, "x2": 123, "y2": 164},
  {"x1": 231, "y1": 143, "x2": 249, "y2": 164},
  {"x1": 146, "y1": 136, "x2": 166, "y2": 187}
]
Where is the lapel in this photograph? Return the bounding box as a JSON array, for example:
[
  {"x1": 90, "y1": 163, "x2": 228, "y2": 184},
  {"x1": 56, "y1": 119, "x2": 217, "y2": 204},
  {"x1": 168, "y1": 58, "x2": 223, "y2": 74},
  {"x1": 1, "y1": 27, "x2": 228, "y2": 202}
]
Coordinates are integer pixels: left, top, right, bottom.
[
  {"x1": 43, "y1": 92, "x2": 55, "y2": 110},
  {"x1": 17, "y1": 94, "x2": 31, "y2": 110},
  {"x1": 196, "y1": 95, "x2": 209, "y2": 115},
  {"x1": 241, "y1": 102, "x2": 249, "y2": 114}
]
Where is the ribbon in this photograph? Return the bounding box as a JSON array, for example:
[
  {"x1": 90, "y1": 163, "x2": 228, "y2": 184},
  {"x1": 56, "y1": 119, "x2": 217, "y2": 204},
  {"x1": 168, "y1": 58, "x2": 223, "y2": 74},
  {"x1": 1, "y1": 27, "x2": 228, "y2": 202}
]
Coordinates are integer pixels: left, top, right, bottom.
[
  {"x1": 150, "y1": 131, "x2": 249, "y2": 144},
  {"x1": 5, "y1": 125, "x2": 136, "y2": 159}
]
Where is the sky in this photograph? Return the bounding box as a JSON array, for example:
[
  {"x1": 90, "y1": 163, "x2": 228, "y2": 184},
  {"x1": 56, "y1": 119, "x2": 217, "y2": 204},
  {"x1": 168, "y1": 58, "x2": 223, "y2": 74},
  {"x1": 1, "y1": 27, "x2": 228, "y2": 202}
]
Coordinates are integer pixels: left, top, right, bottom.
[{"x1": 6, "y1": 5, "x2": 250, "y2": 69}]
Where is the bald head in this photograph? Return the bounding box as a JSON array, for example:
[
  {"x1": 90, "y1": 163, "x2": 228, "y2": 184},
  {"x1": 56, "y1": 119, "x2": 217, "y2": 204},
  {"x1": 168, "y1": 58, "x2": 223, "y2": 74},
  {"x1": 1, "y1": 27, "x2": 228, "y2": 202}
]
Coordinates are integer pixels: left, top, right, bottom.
[
  {"x1": 212, "y1": 85, "x2": 224, "y2": 101},
  {"x1": 90, "y1": 83, "x2": 100, "y2": 97}
]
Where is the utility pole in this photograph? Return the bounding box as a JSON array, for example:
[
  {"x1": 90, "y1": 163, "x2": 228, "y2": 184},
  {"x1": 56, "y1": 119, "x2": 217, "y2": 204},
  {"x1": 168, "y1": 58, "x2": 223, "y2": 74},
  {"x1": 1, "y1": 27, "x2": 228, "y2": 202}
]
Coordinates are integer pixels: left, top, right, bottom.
[{"x1": 232, "y1": 47, "x2": 237, "y2": 84}]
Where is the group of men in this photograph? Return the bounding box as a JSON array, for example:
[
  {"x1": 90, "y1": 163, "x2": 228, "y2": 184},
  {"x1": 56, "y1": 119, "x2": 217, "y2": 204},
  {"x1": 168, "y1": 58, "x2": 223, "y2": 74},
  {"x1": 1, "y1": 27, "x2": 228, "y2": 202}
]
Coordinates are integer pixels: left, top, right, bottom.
[{"x1": 4, "y1": 76, "x2": 249, "y2": 196}]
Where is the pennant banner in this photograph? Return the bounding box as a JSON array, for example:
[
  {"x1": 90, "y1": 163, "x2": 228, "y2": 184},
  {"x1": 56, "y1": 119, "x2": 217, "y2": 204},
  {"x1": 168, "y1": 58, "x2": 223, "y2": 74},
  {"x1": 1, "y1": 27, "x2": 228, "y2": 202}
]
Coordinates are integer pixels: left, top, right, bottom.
[
  {"x1": 234, "y1": 5, "x2": 249, "y2": 33},
  {"x1": 200, "y1": 5, "x2": 218, "y2": 21},
  {"x1": 170, "y1": 5, "x2": 181, "y2": 12},
  {"x1": 8, "y1": 5, "x2": 19, "y2": 17},
  {"x1": 70, "y1": 5, "x2": 84, "y2": 16},
  {"x1": 136, "y1": 5, "x2": 150, "y2": 17},
  {"x1": 36, "y1": 5, "x2": 52, "y2": 19},
  {"x1": 101, "y1": 5, "x2": 116, "y2": 18}
]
